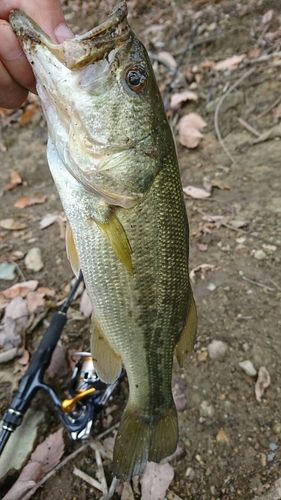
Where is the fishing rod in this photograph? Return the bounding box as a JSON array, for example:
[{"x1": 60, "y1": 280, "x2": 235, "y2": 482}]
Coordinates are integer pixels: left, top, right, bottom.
[{"x1": 0, "y1": 272, "x2": 124, "y2": 455}]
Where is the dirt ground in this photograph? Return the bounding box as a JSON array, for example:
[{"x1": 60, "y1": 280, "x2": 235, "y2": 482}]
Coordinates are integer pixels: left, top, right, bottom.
[{"x1": 0, "y1": 0, "x2": 281, "y2": 499}]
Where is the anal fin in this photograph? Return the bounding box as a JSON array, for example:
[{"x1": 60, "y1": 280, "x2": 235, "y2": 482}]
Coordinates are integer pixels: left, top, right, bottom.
[
  {"x1": 175, "y1": 293, "x2": 197, "y2": 367},
  {"x1": 66, "y1": 221, "x2": 80, "y2": 277},
  {"x1": 93, "y1": 211, "x2": 133, "y2": 275},
  {"x1": 91, "y1": 317, "x2": 122, "y2": 384}
]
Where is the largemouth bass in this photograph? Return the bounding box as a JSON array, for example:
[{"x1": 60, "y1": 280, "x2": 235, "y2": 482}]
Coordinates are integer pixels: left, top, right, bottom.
[{"x1": 10, "y1": 2, "x2": 197, "y2": 481}]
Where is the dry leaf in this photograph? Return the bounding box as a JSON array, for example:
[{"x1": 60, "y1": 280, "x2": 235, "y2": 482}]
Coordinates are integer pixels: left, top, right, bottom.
[
  {"x1": 157, "y1": 51, "x2": 177, "y2": 68},
  {"x1": 3, "y1": 429, "x2": 64, "y2": 500},
  {"x1": 170, "y1": 91, "x2": 198, "y2": 110},
  {"x1": 4, "y1": 171, "x2": 22, "y2": 191},
  {"x1": 0, "y1": 218, "x2": 27, "y2": 230},
  {"x1": 255, "y1": 366, "x2": 271, "y2": 402},
  {"x1": 26, "y1": 291, "x2": 45, "y2": 313},
  {"x1": 190, "y1": 264, "x2": 216, "y2": 283},
  {"x1": 0, "y1": 296, "x2": 28, "y2": 350},
  {"x1": 246, "y1": 48, "x2": 261, "y2": 59},
  {"x1": 80, "y1": 289, "x2": 93, "y2": 317},
  {"x1": 46, "y1": 345, "x2": 69, "y2": 379},
  {"x1": 196, "y1": 242, "x2": 208, "y2": 252},
  {"x1": 216, "y1": 429, "x2": 230, "y2": 443},
  {"x1": 179, "y1": 127, "x2": 203, "y2": 148},
  {"x1": 214, "y1": 54, "x2": 245, "y2": 71},
  {"x1": 211, "y1": 180, "x2": 230, "y2": 190},
  {"x1": 141, "y1": 461, "x2": 174, "y2": 500},
  {"x1": 261, "y1": 9, "x2": 273, "y2": 25},
  {"x1": 264, "y1": 28, "x2": 281, "y2": 41},
  {"x1": 37, "y1": 286, "x2": 56, "y2": 296},
  {"x1": 39, "y1": 213, "x2": 59, "y2": 229},
  {"x1": 10, "y1": 251, "x2": 25, "y2": 261},
  {"x1": 18, "y1": 104, "x2": 38, "y2": 125},
  {"x1": 2, "y1": 280, "x2": 38, "y2": 299},
  {"x1": 183, "y1": 186, "x2": 211, "y2": 199},
  {"x1": 178, "y1": 113, "x2": 207, "y2": 148},
  {"x1": 14, "y1": 194, "x2": 47, "y2": 209},
  {"x1": 197, "y1": 351, "x2": 208, "y2": 362},
  {"x1": 121, "y1": 482, "x2": 135, "y2": 500},
  {"x1": 30, "y1": 427, "x2": 64, "y2": 473}
]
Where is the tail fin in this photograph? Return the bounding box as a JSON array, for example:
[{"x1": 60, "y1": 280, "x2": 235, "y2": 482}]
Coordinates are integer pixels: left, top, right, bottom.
[{"x1": 113, "y1": 403, "x2": 178, "y2": 481}]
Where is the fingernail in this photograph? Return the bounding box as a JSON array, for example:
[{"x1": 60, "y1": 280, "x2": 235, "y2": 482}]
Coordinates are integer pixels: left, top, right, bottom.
[{"x1": 54, "y1": 23, "x2": 74, "y2": 43}]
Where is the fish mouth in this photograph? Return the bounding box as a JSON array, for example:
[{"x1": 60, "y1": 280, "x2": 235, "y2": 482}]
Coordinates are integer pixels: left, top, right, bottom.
[{"x1": 9, "y1": 1, "x2": 130, "y2": 70}]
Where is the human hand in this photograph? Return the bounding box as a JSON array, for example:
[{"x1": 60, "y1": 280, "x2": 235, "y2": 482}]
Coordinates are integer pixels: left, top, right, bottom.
[{"x1": 0, "y1": 0, "x2": 73, "y2": 109}]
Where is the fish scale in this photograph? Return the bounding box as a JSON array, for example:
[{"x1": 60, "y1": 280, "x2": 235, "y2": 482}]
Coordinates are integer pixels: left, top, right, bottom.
[{"x1": 10, "y1": 1, "x2": 197, "y2": 481}]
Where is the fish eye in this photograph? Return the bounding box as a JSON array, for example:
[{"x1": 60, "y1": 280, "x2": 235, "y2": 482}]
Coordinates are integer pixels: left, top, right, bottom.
[{"x1": 125, "y1": 67, "x2": 147, "y2": 92}]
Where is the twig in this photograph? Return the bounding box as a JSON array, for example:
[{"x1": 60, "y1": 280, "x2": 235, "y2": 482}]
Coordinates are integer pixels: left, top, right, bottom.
[
  {"x1": 254, "y1": 94, "x2": 281, "y2": 119},
  {"x1": 73, "y1": 466, "x2": 104, "y2": 492},
  {"x1": 20, "y1": 443, "x2": 89, "y2": 500},
  {"x1": 95, "y1": 422, "x2": 119, "y2": 441},
  {"x1": 242, "y1": 275, "x2": 275, "y2": 292},
  {"x1": 269, "y1": 279, "x2": 281, "y2": 291},
  {"x1": 214, "y1": 68, "x2": 256, "y2": 165},
  {"x1": 90, "y1": 439, "x2": 113, "y2": 460},
  {"x1": 100, "y1": 477, "x2": 119, "y2": 500},
  {"x1": 221, "y1": 222, "x2": 249, "y2": 234},
  {"x1": 15, "y1": 263, "x2": 26, "y2": 281},
  {"x1": 237, "y1": 117, "x2": 261, "y2": 137},
  {"x1": 95, "y1": 448, "x2": 108, "y2": 495},
  {"x1": 19, "y1": 423, "x2": 119, "y2": 500},
  {"x1": 245, "y1": 50, "x2": 281, "y2": 64}
]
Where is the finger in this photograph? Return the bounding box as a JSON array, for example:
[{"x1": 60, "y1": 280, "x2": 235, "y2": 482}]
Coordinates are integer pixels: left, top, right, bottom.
[
  {"x1": 0, "y1": 22, "x2": 36, "y2": 95},
  {"x1": 0, "y1": 60, "x2": 28, "y2": 108},
  {"x1": 0, "y1": 0, "x2": 73, "y2": 41}
]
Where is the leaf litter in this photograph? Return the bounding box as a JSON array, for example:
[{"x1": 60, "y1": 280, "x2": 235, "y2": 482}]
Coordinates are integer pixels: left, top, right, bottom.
[
  {"x1": 14, "y1": 194, "x2": 48, "y2": 209},
  {"x1": 178, "y1": 113, "x2": 207, "y2": 149},
  {"x1": 2, "y1": 428, "x2": 64, "y2": 500}
]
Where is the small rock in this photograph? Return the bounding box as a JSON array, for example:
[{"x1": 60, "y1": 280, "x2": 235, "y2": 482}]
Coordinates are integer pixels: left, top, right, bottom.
[
  {"x1": 250, "y1": 476, "x2": 263, "y2": 495},
  {"x1": 239, "y1": 360, "x2": 257, "y2": 377},
  {"x1": 236, "y1": 236, "x2": 246, "y2": 244},
  {"x1": 253, "y1": 249, "x2": 266, "y2": 260},
  {"x1": 207, "y1": 282, "x2": 216, "y2": 291},
  {"x1": 0, "y1": 262, "x2": 16, "y2": 280},
  {"x1": 24, "y1": 247, "x2": 44, "y2": 272},
  {"x1": 207, "y1": 21, "x2": 217, "y2": 32},
  {"x1": 273, "y1": 423, "x2": 281, "y2": 435},
  {"x1": 200, "y1": 400, "x2": 215, "y2": 418},
  {"x1": 269, "y1": 442, "x2": 278, "y2": 451},
  {"x1": 267, "y1": 452, "x2": 275, "y2": 462},
  {"x1": 207, "y1": 340, "x2": 228, "y2": 359}
]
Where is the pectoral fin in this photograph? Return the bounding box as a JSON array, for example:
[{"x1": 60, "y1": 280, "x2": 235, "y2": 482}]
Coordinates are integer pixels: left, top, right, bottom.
[
  {"x1": 175, "y1": 293, "x2": 197, "y2": 367},
  {"x1": 91, "y1": 317, "x2": 122, "y2": 384},
  {"x1": 66, "y1": 221, "x2": 80, "y2": 277},
  {"x1": 94, "y1": 211, "x2": 133, "y2": 275}
]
